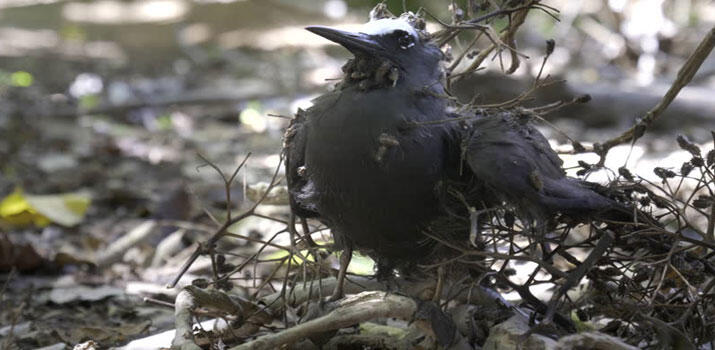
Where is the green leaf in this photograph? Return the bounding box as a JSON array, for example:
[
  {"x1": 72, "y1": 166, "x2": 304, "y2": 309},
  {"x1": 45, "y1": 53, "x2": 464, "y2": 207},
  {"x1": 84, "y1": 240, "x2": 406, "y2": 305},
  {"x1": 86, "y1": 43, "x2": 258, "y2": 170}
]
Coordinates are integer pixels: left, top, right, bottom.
[{"x1": 10, "y1": 71, "x2": 33, "y2": 87}]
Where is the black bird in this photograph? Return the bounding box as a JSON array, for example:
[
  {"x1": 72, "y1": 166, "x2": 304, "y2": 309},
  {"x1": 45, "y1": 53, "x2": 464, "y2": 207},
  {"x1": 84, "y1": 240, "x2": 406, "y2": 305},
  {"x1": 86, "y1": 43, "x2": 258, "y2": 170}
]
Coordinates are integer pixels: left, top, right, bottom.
[{"x1": 284, "y1": 14, "x2": 632, "y2": 301}]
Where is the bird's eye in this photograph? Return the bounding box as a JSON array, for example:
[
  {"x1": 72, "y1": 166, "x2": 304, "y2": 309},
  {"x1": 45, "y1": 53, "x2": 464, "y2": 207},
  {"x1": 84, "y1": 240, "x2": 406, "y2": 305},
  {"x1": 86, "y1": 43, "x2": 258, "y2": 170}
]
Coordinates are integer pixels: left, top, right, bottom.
[{"x1": 395, "y1": 30, "x2": 415, "y2": 49}]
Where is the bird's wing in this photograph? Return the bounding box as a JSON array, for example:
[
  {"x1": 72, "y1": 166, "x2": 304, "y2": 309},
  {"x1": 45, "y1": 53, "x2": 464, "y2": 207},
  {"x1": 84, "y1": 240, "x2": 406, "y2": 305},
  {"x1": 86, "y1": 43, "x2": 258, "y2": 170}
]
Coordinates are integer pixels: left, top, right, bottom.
[
  {"x1": 463, "y1": 112, "x2": 614, "y2": 220},
  {"x1": 283, "y1": 108, "x2": 320, "y2": 218}
]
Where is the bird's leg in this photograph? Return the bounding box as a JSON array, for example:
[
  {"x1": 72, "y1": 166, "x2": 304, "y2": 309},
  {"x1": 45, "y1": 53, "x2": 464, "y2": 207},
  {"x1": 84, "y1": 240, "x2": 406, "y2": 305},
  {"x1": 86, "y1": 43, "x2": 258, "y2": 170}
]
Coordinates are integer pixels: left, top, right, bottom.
[
  {"x1": 300, "y1": 217, "x2": 319, "y2": 248},
  {"x1": 287, "y1": 213, "x2": 316, "y2": 275},
  {"x1": 329, "y1": 244, "x2": 353, "y2": 301},
  {"x1": 287, "y1": 212, "x2": 299, "y2": 249}
]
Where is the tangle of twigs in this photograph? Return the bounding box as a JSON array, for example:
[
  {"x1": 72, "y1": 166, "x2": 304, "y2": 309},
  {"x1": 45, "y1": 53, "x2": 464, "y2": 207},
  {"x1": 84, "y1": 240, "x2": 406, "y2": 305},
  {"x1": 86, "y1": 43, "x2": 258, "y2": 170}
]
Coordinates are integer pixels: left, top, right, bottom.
[{"x1": 168, "y1": 2, "x2": 715, "y2": 349}]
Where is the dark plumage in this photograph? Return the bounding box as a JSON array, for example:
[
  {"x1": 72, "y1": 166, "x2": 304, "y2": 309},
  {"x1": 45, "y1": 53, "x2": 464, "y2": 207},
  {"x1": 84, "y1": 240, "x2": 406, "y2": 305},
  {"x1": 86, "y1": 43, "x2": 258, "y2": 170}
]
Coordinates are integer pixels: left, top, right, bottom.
[
  {"x1": 463, "y1": 112, "x2": 628, "y2": 221},
  {"x1": 284, "y1": 14, "x2": 634, "y2": 299}
]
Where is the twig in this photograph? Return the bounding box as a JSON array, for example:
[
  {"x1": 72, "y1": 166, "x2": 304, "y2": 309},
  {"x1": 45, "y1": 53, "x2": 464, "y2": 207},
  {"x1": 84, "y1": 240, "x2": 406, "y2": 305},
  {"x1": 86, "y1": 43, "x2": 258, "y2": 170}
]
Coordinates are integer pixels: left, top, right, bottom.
[
  {"x1": 199, "y1": 153, "x2": 251, "y2": 222},
  {"x1": 167, "y1": 155, "x2": 284, "y2": 288},
  {"x1": 143, "y1": 297, "x2": 175, "y2": 308},
  {"x1": 451, "y1": 2, "x2": 538, "y2": 81},
  {"x1": 580, "y1": 27, "x2": 715, "y2": 165}
]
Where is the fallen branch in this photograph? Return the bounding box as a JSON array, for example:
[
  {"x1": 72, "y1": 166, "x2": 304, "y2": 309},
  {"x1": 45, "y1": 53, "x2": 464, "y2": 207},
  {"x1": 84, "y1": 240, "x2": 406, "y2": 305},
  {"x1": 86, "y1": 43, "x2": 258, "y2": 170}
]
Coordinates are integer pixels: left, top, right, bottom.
[
  {"x1": 228, "y1": 292, "x2": 419, "y2": 350},
  {"x1": 555, "y1": 332, "x2": 639, "y2": 350},
  {"x1": 172, "y1": 286, "x2": 272, "y2": 350},
  {"x1": 171, "y1": 275, "x2": 507, "y2": 348}
]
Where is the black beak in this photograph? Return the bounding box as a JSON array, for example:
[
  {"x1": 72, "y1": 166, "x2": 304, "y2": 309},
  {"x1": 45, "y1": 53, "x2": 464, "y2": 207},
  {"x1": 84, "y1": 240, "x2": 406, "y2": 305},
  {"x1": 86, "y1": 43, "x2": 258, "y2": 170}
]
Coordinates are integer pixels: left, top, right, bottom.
[{"x1": 306, "y1": 26, "x2": 383, "y2": 55}]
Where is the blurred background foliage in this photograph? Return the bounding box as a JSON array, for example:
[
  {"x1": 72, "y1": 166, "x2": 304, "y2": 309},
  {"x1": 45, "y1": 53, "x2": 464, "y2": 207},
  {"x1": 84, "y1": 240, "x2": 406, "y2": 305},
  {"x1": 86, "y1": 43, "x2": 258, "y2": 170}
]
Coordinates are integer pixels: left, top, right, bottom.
[
  {"x1": 0, "y1": 0, "x2": 712, "y2": 139},
  {"x1": 0, "y1": 0, "x2": 712, "y2": 228}
]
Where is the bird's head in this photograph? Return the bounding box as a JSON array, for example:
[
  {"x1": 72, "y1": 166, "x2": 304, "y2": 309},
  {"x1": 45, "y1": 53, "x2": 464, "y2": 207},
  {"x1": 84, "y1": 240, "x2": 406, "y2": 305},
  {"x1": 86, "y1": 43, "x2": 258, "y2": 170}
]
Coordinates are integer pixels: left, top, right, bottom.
[{"x1": 307, "y1": 14, "x2": 445, "y2": 90}]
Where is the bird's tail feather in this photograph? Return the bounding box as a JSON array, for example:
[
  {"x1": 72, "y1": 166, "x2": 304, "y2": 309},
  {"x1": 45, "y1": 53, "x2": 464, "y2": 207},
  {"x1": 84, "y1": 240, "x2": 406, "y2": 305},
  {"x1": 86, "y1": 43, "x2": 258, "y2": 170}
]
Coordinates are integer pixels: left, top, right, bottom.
[{"x1": 539, "y1": 178, "x2": 659, "y2": 227}]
